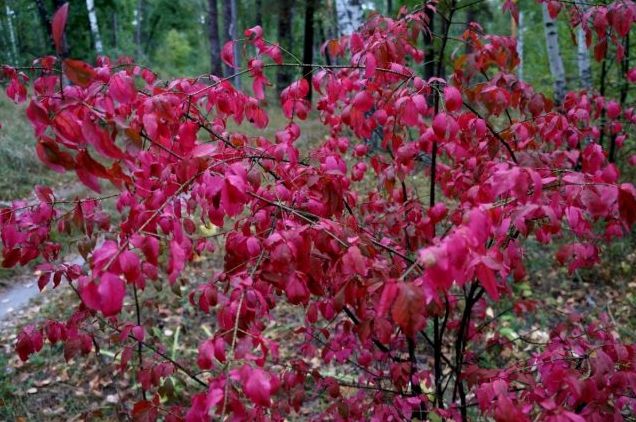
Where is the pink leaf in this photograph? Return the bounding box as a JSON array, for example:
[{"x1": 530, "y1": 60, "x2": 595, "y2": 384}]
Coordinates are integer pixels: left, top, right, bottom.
[
  {"x1": 98, "y1": 273, "x2": 126, "y2": 316},
  {"x1": 222, "y1": 41, "x2": 235, "y2": 67},
  {"x1": 444, "y1": 86, "x2": 462, "y2": 112},
  {"x1": 51, "y1": 3, "x2": 69, "y2": 53},
  {"x1": 243, "y1": 368, "x2": 272, "y2": 407},
  {"x1": 476, "y1": 263, "x2": 499, "y2": 300},
  {"x1": 109, "y1": 71, "x2": 137, "y2": 104}
]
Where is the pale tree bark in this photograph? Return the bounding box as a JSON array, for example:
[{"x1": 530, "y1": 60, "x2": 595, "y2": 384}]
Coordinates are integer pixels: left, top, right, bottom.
[
  {"x1": 208, "y1": 0, "x2": 222, "y2": 76},
  {"x1": 542, "y1": 3, "x2": 567, "y2": 104},
  {"x1": 575, "y1": 3, "x2": 592, "y2": 90},
  {"x1": 335, "y1": 0, "x2": 364, "y2": 36},
  {"x1": 516, "y1": 11, "x2": 524, "y2": 81},
  {"x1": 85, "y1": 0, "x2": 104, "y2": 55},
  {"x1": 4, "y1": 4, "x2": 17, "y2": 64}
]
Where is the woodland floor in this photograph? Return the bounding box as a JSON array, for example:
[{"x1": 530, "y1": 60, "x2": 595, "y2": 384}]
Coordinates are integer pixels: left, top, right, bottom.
[{"x1": 0, "y1": 229, "x2": 634, "y2": 421}]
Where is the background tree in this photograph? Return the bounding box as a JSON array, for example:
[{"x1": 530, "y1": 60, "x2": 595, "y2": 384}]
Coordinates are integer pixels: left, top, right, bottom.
[
  {"x1": 85, "y1": 0, "x2": 103, "y2": 55},
  {"x1": 302, "y1": 0, "x2": 316, "y2": 100},
  {"x1": 207, "y1": 0, "x2": 222, "y2": 76},
  {"x1": 543, "y1": 2, "x2": 567, "y2": 104},
  {"x1": 276, "y1": 0, "x2": 294, "y2": 93}
]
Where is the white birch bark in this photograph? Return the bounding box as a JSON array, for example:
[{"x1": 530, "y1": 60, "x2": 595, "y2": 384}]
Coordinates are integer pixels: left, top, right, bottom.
[
  {"x1": 576, "y1": 3, "x2": 592, "y2": 90},
  {"x1": 543, "y1": 4, "x2": 567, "y2": 104},
  {"x1": 516, "y1": 11, "x2": 524, "y2": 81},
  {"x1": 335, "y1": 0, "x2": 364, "y2": 36},
  {"x1": 4, "y1": 4, "x2": 17, "y2": 64},
  {"x1": 86, "y1": 0, "x2": 103, "y2": 55}
]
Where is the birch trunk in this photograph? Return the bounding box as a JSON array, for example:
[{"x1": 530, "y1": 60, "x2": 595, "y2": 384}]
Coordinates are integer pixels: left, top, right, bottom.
[
  {"x1": 542, "y1": 4, "x2": 567, "y2": 104},
  {"x1": 575, "y1": 3, "x2": 592, "y2": 90},
  {"x1": 85, "y1": 0, "x2": 103, "y2": 55},
  {"x1": 517, "y1": 11, "x2": 524, "y2": 81},
  {"x1": 4, "y1": 4, "x2": 17, "y2": 64},
  {"x1": 335, "y1": 0, "x2": 364, "y2": 36}
]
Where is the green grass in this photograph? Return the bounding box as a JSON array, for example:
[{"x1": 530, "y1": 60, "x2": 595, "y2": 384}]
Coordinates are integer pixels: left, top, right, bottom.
[{"x1": 0, "y1": 96, "x2": 62, "y2": 201}]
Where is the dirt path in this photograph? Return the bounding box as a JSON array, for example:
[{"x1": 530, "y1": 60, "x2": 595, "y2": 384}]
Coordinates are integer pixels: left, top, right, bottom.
[{"x1": 0, "y1": 255, "x2": 84, "y2": 326}]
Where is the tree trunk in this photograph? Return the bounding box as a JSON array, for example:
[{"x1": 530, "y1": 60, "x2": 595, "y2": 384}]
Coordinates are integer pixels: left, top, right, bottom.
[
  {"x1": 575, "y1": 3, "x2": 592, "y2": 90},
  {"x1": 33, "y1": 0, "x2": 54, "y2": 52},
  {"x1": 542, "y1": 4, "x2": 567, "y2": 104},
  {"x1": 516, "y1": 11, "x2": 524, "y2": 81},
  {"x1": 230, "y1": 0, "x2": 240, "y2": 88},
  {"x1": 303, "y1": 0, "x2": 316, "y2": 100},
  {"x1": 222, "y1": 0, "x2": 232, "y2": 77},
  {"x1": 4, "y1": 4, "x2": 18, "y2": 64},
  {"x1": 465, "y1": 6, "x2": 477, "y2": 55},
  {"x1": 85, "y1": 0, "x2": 104, "y2": 55},
  {"x1": 276, "y1": 0, "x2": 294, "y2": 93},
  {"x1": 135, "y1": 0, "x2": 144, "y2": 58},
  {"x1": 317, "y1": 18, "x2": 331, "y2": 66},
  {"x1": 208, "y1": 0, "x2": 222, "y2": 76},
  {"x1": 335, "y1": 0, "x2": 363, "y2": 36},
  {"x1": 255, "y1": 0, "x2": 262, "y2": 27}
]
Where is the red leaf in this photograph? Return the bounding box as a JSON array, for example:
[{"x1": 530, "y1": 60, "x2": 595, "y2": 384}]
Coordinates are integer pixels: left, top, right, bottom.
[
  {"x1": 167, "y1": 240, "x2": 186, "y2": 284},
  {"x1": 132, "y1": 400, "x2": 158, "y2": 422},
  {"x1": 98, "y1": 273, "x2": 126, "y2": 316},
  {"x1": 81, "y1": 274, "x2": 126, "y2": 316},
  {"x1": 222, "y1": 41, "x2": 235, "y2": 67},
  {"x1": 132, "y1": 325, "x2": 145, "y2": 343},
  {"x1": 243, "y1": 367, "x2": 273, "y2": 407},
  {"x1": 109, "y1": 71, "x2": 137, "y2": 104},
  {"x1": 197, "y1": 340, "x2": 215, "y2": 370},
  {"x1": 618, "y1": 184, "x2": 636, "y2": 227},
  {"x1": 63, "y1": 59, "x2": 97, "y2": 88},
  {"x1": 444, "y1": 86, "x2": 462, "y2": 112},
  {"x1": 6, "y1": 77, "x2": 27, "y2": 104},
  {"x1": 391, "y1": 283, "x2": 425, "y2": 337},
  {"x1": 476, "y1": 263, "x2": 499, "y2": 300},
  {"x1": 36, "y1": 137, "x2": 75, "y2": 173},
  {"x1": 51, "y1": 3, "x2": 69, "y2": 53}
]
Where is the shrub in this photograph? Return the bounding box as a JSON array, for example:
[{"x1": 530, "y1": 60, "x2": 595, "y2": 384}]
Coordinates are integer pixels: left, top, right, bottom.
[{"x1": 1, "y1": 1, "x2": 636, "y2": 420}]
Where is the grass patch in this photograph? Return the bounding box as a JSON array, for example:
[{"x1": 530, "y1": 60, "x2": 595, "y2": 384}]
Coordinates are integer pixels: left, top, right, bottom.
[{"x1": 0, "y1": 96, "x2": 65, "y2": 201}]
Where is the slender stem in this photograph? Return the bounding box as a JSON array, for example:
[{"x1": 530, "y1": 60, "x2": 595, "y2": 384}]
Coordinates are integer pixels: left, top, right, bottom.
[
  {"x1": 133, "y1": 284, "x2": 146, "y2": 400},
  {"x1": 430, "y1": 0, "x2": 458, "y2": 409}
]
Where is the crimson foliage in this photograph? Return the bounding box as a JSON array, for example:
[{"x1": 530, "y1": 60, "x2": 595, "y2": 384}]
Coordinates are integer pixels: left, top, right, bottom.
[{"x1": 2, "y1": 1, "x2": 636, "y2": 420}]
